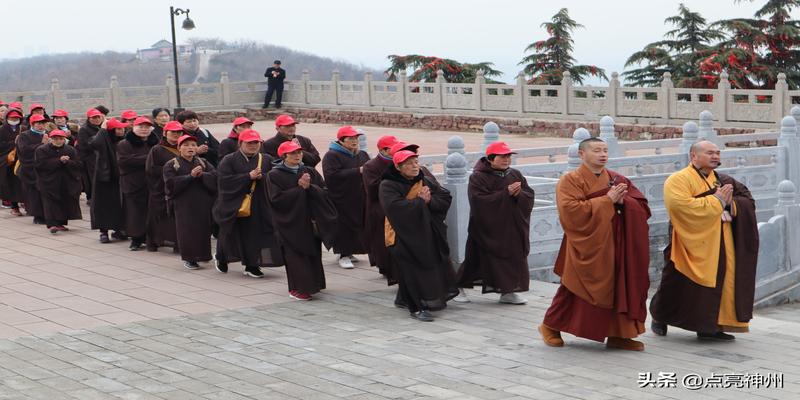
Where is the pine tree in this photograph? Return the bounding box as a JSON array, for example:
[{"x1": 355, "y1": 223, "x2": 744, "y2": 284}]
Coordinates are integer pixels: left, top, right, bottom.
[
  {"x1": 518, "y1": 8, "x2": 607, "y2": 85},
  {"x1": 384, "y1": 55, "x2": 503, "y2": 83}
]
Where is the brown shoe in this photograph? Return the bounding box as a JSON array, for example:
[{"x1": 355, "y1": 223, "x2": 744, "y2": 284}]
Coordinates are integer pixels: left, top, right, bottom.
[
  {"x1": 606, "y1": 337, "x2": 644, "y2": 351},
  {"x1": 538, "y1": 324, "x2": 564, "y2": 347}
]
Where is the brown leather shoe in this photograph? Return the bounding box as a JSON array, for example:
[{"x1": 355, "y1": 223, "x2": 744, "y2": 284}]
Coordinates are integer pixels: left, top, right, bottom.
[
  {"x1": 606, "y1": 337, "x2": 645, "y2": 351},
  {"x1": 538, "y1": 324, "x2": 564, "y2": 347}
]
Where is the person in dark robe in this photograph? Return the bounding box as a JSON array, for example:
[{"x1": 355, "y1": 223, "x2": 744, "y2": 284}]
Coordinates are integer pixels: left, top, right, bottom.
[
  {"x1": 151, "y1": 108, "x2": 171, "y2": 140},
  {"x1": 119, "y1": 110, "x2": 138, "y2": 128},
  {"x1": 17, "y1": 114, "x2": 49, "y2": 224},
  {"x1": 90, "y1": 118, "x2": 128, "y2": 243},
  {"x1": 145, "y1": 121, "x2": 183, "y2": 252},
  {"x1": 262, "y1": 114, "x2": 320, "y2": 167},
  {"x1": 33, "y1": 130, "x2": 82, "y2": 233},
  {"x1": 539, "y1": 138, "x2": 651, "y2": 351},
  {"x1": 362, "y1": 135, "x2": 400, "y2": 280},
  {"x1": 76, "y1": 108, "x2": 105, "y2": 202},
  {"x1": 0, "y1": 109, "x2": 24, "y2": 216},
  {"x1": 21, "y1": 104, "x2": 50, "y2": 132},
  {"x1": 176, "y1": 110, "x2": 220, "y2": 167},
  {"x1": 268, "y1": 141, "x2": 338, "y2": 300},
  {"x1": 213, "y1": 129, "x2": 283, "y2": 278},
  {"x1": 322, "y1": 126, "x2": 371, "y2": 269},
  {"x1": 118, "y1": 117, "x2": 159, "y2": 250},
  {"x1": 219, "y1": 117, "x2": 254, "y2": 160},
  {"x1": 457, "y1": 142, "x2": 535, "y2": 305},
  {"x1": 650, "y1": 140, "x2": 759, "y2": 341},
  {"x1": 379, "y1": 150, "x2": 458, "y2": 322},
  {"x1": 50, "y1": 110, "x2": 78, "y2": 146},
  {"x1": 163, "y1": 134, "x2": 218, "y2": 269}
]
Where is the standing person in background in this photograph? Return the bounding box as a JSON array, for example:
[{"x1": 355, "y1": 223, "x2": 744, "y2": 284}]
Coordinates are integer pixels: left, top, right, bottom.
[
  {"x1": 77, "y1": 108, "x2": 105, "y2": 203},
  {"x1": 51, "y1": 110, "x2": 78, "y2": 145},
  {"x1": 263, "y1": 60, "x2": 286, "y2": 109},
  {"x1": 0, "y1": 109, "x2": 24, "y2": 216},
  {"x1": 117, "y1": 117, "x2": 159, "y2": 251},
  {"x1": 151, "y1": 108, "x2": 171, "y2": 140},
  {"x1": 34, "y1": 130, "x2": 82, "y2": 234},
  {"x1": 362, "y1": 135, "x2": 399, "y2": 280},
  {"x1": 90, "y1": 118, "x2": 128, "y2": 243},
  {"x1": 17, "y1": 114, "x2": 49, "y2": 224},
  {"x1": 145, "y1": 121, "x2": 183, "y2": 253},
  {"x1": 177, "y1": 110, "x2": 220, "y2": 167}
]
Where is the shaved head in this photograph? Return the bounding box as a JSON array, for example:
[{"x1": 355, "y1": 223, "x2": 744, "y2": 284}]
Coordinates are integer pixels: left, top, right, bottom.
[
  {"x1": 689, "y1": 140, "x2": 721, "y2": 171},
  {"x1": 690, "y1": 140, "x2": 718, "y2": 155},
  {"x1": 579, "y1": 137, "x2": 605, "y2": 151}
]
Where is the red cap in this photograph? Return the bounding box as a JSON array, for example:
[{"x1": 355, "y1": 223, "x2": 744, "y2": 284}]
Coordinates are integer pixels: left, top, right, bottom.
[
  {"x1": 9, "y1": 102, "x2": 23, "y2": 110},
  {"x1": 336, "y1": 125, "x2": 361, "y2": 140},
  {"x1": 277, "y1": 141, "x2": 303, "y2": 157},
  {"x1": 120, "y1": 110, "x2": 138, "y2": 120},
  {"x1": 485, "y1": 141, "x2": 516, "y2": 156},
  {"x1": 163, "y1": 121, "x2": 183, "y2": 132},
  {"x1": 389, "y1": 141, "x2": 419, "y2": 156},
  {"x1": 29, "y1": 114, "x2": 47, "y2": 124},
  {"x1": 48, "y1": 130, "x2": 68, "y2": 138},
  {"x1": 177, "y1": 134, "x2": 198, "y2": 147},
  {"x1": 6, "y1": 110, "x2": 23, "y2": 119},
  {"x1": 232, "y1": 117, "x2": 253, "y2": 127},
  {"x1": 52, "y1": 109, "x2": 69, "y2": 118},
  {"x1": 393, "y1": 150, "x2": 418, "y2": 167},
  {"x1": 376, "y1": 135, "x2": 399, "y2": 150},
  {"x1": 86, "y1": 108, "x2": 103, "y2": 118},
  {"x1": 0, "y1": 100, "x2": 5, "y2": 106},
  {"x1": 105, "y1": 118, "x2": 128, "y2": 130},
  {"x1": 29, "y1": 103, "x2": 45, "y2": 113},
  {"x1": 275, "y1": 114, "x2": 298, "y2": 127},
  {"x1": 238, "y1": 129, "x2": 262, "y2": 142},
  {"x1": 133, "y1": 116, "x2": 153, "y2": 126}
]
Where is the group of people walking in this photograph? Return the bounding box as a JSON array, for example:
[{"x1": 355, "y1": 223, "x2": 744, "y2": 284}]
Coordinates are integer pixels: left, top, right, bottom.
[{"x1": 0, "y1": 100, "x2": 759, "y2": 351}]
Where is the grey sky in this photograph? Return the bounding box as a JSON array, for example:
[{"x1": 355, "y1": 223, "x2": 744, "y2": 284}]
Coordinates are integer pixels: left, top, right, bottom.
[{"x1": 8, "y1": 0, "x2": 791, "y2": 84}]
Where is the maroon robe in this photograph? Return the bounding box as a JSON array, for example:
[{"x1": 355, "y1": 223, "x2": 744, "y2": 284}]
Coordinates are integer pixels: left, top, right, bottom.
[
  {"x1": 263, "y1": 133, "x2": 321, "y2": 167},
  {"x1": 16, "y1": 130, "x2": 46, "y2": 219},
  {"x1": 34, "y1": 143, "x2": 82, "y2": 225},
  {"x1": 117, "y1": 132, "x2": 158, "y2": 238},
  {"x1": 0, "y1": 119, "x2": 23, "y2": 203},
  {"x1": 76, "y1": 122, "x2": 100, "y2": 199},
  {"x1": 362, "y1": 154, "x2": 394, "y2": 280},
  {"x1": 321, "y1": 144, "x2": 371, "y2": 256},
  {"x1": 163, "y1": 156, "x2": 217, "y2": 262},
  {"x1": 145, "y1": 142, "x2": 179, "y2": 249}
]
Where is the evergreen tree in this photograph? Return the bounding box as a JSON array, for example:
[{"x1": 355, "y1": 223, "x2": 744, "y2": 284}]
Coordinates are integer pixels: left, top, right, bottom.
[{"x1": 384, "y1": 55, "x2": 503, "y2": 83}]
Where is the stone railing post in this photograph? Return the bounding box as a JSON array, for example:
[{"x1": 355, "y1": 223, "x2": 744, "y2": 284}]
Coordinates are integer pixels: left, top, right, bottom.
[
  {"x1": 561, "y1": 71, "x2": 572, "y2": 116},
  {"x1": 50, "y1": 78, "x2": 60, "y2": 110},
  {"x1": 717, "y1": 71, "x2": 730, "y2": 124},
  {"x1": 166, "y1": 75, "x2": 177, "y2": 110},
  {"x1": 364, "y1": 72, "x2": 373, "y2": 107},
  {"x1": 435, "y1": 70, "x2": 445, "y2": 110},
  {"x1": 302, "y1": 69, "x2": 310, "y2": 105},
  {"x1": 331, "y1": 70, "x2": 340, "y2": 106},
  {"x1": 443, "y1": 150, "x2": 469, "y2": 268},
  {"x1": 775, "y1": 180, "x2": 799, "y2": 268},
  {"x1": 661, "y1": 72, "x2": 673, "y2": 120},
  {"x1": 399, "y1": 70, "x2": 408, "y2": 108},
  {"x1": 698, "y1": 110, "x2": 722, "y2": 148},
  {"x1": 779, "y1": 114, "x2": 800, "y2": 188},
  {"x1": 567, "y1": 127, "x2": 592, "y2": 171},
  {"x1": 792, "y1": 104, "x2": 800, "y2": 127},
  {"x1": 110, "y1": 75, "x2": 120, "y2": 113},
  {"x1": 474, "y1": 69, "x2": 485, "y2": 112},
  {"x1": 680, "y1": 121, "x2": 699, "y2": 155},
  {"x1": 448, "y1": 135, "x2": 465, "y2": 156},
  {"x1": 599, "y1": 116, "x2": 620, "y2": 157},
  {"x1": 220, "y1": 72, "x2": 231, "y2": 106},
  {"x1": 774, "y1": 73, "x2": 788, "y2": 124},
  {"x1": 357, "y1": 128, "x2": 368, "y2": 153},
  {"x1": 481, "y1": 121, "x2": 500, "y2": 153},
  {"x1": 607, "y1": 72, "x2": 619, "y2": 118},
  {"x1": 516, "y1": 72, "x2": 526, "y2": 115}
]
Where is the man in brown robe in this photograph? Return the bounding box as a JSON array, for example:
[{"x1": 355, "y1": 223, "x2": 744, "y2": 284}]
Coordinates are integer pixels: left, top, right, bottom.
[
  {"x1": 16, "y1": 114, "x2": 49, "y2": 224},
  {"x1": 0, "y1": 109, "x2": 24, "y2": 216},
  {"x1": 219, "y1": 117, "x2": 254, "y2": 160},
  {"x1": 362, "y1": 135, "x2": 400, "y2": 280},
  {"x1": 145, "y1": 121, "x2": 183, "y2": 252},
  {"x1": 322, "y1": 126, "x2": 371, "y2": 269},
  {"x1": 650, "y1": 140, "x2": 759, "y2": 341},
  {"x1": 262, "y1": 115, "x2": 320, "y2": 167},
  {"x1": 268, "y1": 141, "x2": 338, "y2": 300},
  {"x1": 213, "y1": 129, "x2": 282, "y2": 278},
  {"x1": 118, "y1": 117, "x2": 159, "y2": 250},
  {"x1": 90, "y1": 118, "x2": 128, "y2": 243},
  {"x1": 34, "y1": 130, "x2": 82, "y2": 233},
  {"x1": 539, "y1": 138, "x2": 651, "y2": 351},
  {"x1": 76, "y1": 108, "x2": 104, "y2": 202},
  {"x1": 457, "y1": 142, "x2": 535, "y2": 305}
]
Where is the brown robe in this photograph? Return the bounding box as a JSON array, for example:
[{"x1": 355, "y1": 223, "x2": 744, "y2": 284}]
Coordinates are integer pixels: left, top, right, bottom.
[
  {"x1": 145, "y1": 142, "x2": 180, "y2": 249},
  {"x1": 263, "y1": 133, "x2": 321, "y2": 167},
  {"x1": 650, "y1": 173, "x2": 759, "y2": 333},
  {"x1": 34, "y1": 143, "x2": 82, "y2": 225},
  {"x1": 89, "y1": 129, "x2": 125, "y2": 231},
  {"x1": 543, "y1": 165, "x2": 651, "y2": 342},
  {"x1": 213, "y1": 151, "x2": 283, "y2": 268},
  {"x1": 117, "y1": 132, "x2": 159, "y2": 238},
  {"x1": 163, "y1": 156, "x2": 217, "y2": 262},
  {"x1": 362, "y1": 154, "x2": 394, "y2": 280},
  {"x1": 321, "y1": 144, "x2": 371, "y2": 256},
  {"x1": 267, "y1": 162, "x2": 338, "y2": 294},
  {"x1": 16, "y1": 130, "x2": 46, "y2": 219},
  {"x1": 0, "y1": 119, "x2": 23, "y2": 203},
  {"x1": 76, "y1": 122, "x2": 101, "y2": 199},
  {"x1": 458, "y1": 158, "x2": 535, "y2": 294}
]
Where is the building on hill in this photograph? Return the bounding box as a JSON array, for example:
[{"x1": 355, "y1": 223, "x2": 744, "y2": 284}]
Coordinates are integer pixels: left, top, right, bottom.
[{"x1": 137, "y1": 40, "x2": 193, "y2": 62}]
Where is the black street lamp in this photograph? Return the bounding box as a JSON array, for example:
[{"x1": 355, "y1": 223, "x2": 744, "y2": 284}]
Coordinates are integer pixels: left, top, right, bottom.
[{"x1": 170, "y1": 6, "x2": 195, "y2": 114}]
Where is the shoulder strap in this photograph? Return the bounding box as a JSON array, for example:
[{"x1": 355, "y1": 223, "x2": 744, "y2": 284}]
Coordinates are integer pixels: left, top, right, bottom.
[{"x1": 171, "y1": 157, "x2": 180, "y2": 171}]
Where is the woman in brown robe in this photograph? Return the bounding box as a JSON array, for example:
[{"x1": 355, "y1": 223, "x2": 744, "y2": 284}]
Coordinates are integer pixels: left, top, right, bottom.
[
  {"x1": 0, "y1": 109, "x2": 24, "y2": 216},
  {"x1": 90, "y1": 118, "x2": 128, "y2": 243},
  {"x1": 76, "y1": 108, "x2": 104, "y2": 202},
  {"x1": 268, "y1": 141, "x2": 338, "y2": 300},
  {"x1": 321, "y1": 126, "x2": 371, "y2": 269},
  {"x1": 145, "y1": 121, "x2": 183, "y2": 252},
  {"x1": 361, "y1": 135, "x2": 400, "y2": 280},
  {"x1": 117, "y1": 117, "x2": 159, "y2": 250},
  {"x1": 33, "y1": 130, "x2": 82, "y2": 233},
  {"x1": 218, "y1": 117, "x2": 254, "y2": 160},
  {"x1": 163, "y1": 134, "x2": 217, "y2": 269},
  {"x1": 379, "y1": 150, "x2": 458, "y2": 322},
  {"x1": 151, "y1": 108, "x2": 171, "y2": 141},
  {"x1": 17, "y1": 114, "x2": 49, "y2": 224}
]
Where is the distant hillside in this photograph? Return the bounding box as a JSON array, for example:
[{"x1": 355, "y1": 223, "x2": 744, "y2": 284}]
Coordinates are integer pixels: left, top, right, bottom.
[{"x1": 0, "y1": 39, "x2": 382, "y2": 92}]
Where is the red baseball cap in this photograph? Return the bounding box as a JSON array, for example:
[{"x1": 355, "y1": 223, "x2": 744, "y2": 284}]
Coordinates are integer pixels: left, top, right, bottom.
[
  {"x1": 277, "y1": 141, "x2": 303, "y2": 157},
  {"x1": 376, "y1": 135, "x2": 399, "y2": 150},
  {"x1": 336, "y1": 125, "x2": 361, "y2": 140},
  {"x1": 163, "y1": 121, "x2": 183, "y2": 132},
  {"x1": 238, "y1": 129, "x2": 262, "y2": 142},
  {"x1": 177, "y1": 134, "x2": 197, "y2": 147},
  {"x1": 52, "y1": 109, "x2": 69, "y2": 118},
  {"x1": 105, "y1": 118, "x2": 128, "y2": 130},
  {"x1": 393, "y1": 150, "x2": 418, "y2": 167},
  {"x1": 232, "y1": 117, "x2": 253, "y2": 127},
  {"x1": 29, "y1": 114, "x2": 47, "y2": 124},
  {"x1": 133, "y1": 116, "x2": 153, "y2": 126},
  {"x1": 29, "y1": 103, "x2": 45, "y2": 113},
  {"x1": 275, "y1": 114, "x2": 298, "y2": 127},
  {"x1": 9, "y1": 102, "x2": 23, "y2": 110},
  {"x1": 120, "y1": 110, "x2": 138, "y2": 120},
  {"x1": 6, "y1": 110, "x2": 23, "y2": 119},
  {"x1": 86, "y1": 108, "x2": 104, "y2": 118},
  {"x1": 485, "y1": 141, "x2": 516, "y2": 156},
  {"x1": 48, "y1": 130, "x2": 68, "y2": 138},
  {"x1": 389, "y1": 141, "x2": 419, "y2": 156}
]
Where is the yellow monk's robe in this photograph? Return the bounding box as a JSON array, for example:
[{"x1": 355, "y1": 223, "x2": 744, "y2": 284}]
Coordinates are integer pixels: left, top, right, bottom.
[{"x1": 650, "y1": 165, "x2": 756, "y2": 333}]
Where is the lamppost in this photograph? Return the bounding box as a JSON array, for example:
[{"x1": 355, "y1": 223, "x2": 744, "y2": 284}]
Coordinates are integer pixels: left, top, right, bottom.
[{"x1": 170, "y1": 6, "x2": 195, "y2": 114}]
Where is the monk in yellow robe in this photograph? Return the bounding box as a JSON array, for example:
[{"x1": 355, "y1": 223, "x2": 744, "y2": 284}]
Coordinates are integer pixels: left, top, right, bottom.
[
  {"x1": 650, "y1": 140, "x2": 759, "y2": 341},
  {"x1": 539, "y1": 138, "x2": 652, "y2": 351}
]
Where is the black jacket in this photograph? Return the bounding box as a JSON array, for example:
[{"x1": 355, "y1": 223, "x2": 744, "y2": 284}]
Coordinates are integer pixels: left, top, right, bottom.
[{"x1": 265, "y1": 67, "x2": 286, "y2": 86}]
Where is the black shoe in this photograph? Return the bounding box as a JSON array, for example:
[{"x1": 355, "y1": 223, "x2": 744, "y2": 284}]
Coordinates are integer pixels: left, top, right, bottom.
[
  {"x1": 262, "y1": 104, "x2": 269, "y2": 109},
  {"x1": 697, "y1": 331, "x2": 735, "y2": 341},
  {"x1": 410, "y1": 310, "x2": 434, "y2": 322},
  {"x1": 394, "y1": 299, "x2": 408, "y2": 309},
  {"x1": 99, "y1": 233, "x2": 111, "y2": 243},
  {"x1": 275, "y1": 105, "x2": 282, "y2": 109},
  {"x1": 183, "y1": 261, "x2": 200, "y2": 270},
  {"x1": 33, "y1": 217, "x2": 45, "y2": 225},
  {"x1": 215, "y1": 259, "x2": 228, "y2": 274},
  {"x1": 111, "y1": 231, "x2": 128, "y2": 240},
  {"x1": 651, "y1": 321, "x2": 667, "y2": 336},
  {"x1": 244, "y1": 266, "x2": 264, "y2": 278},
  {"x1": 129, "y1": 242, "x2": 143, "y2": 251},
  {"x1": 146, "y1": 244, "x2": 158, "y2": 252}
]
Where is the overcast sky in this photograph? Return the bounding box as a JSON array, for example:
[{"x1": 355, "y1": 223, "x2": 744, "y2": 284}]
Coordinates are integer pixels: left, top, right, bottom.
[{"x1": 7, "y1": 0, "x2": 794, "y2": 84}]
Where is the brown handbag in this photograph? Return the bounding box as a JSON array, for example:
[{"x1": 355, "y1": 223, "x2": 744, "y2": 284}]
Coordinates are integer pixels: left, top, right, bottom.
[{"x1": 237, "y1": 153, "x2": 262, "y2": 217}]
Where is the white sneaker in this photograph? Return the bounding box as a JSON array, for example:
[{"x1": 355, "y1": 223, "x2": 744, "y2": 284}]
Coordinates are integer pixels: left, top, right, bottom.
[
  {"x1": 452, "y1": 288, "x2": 470, "y2": 303},
  {"x1": 348, "y1": 255, "x2": 360, "y2": 263},
  {"x1": 499, "y1": 292, "x2": 528, "y2": 305},
  {"x1": 338, "y1": 255, "x2": 354, "y2": 269}
]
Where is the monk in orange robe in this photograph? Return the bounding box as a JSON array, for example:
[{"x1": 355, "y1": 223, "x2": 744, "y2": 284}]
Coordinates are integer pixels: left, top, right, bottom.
[{"x1": 539, "y1": 138, "x2": 651, "y2": 351}]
